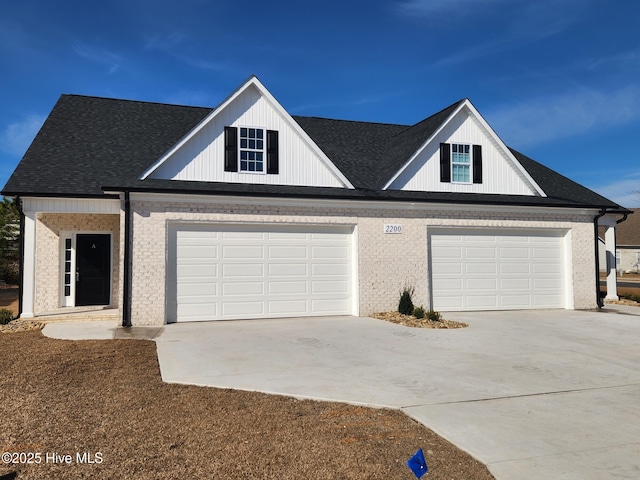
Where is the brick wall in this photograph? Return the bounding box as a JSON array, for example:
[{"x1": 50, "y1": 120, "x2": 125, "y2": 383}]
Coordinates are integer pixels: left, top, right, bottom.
[
  {"x1": 35, "y1": 213, "x2": 121, "y2": 313},
  {"x1": 128, "y1": 199, "x2": 597, "y2": 326}
]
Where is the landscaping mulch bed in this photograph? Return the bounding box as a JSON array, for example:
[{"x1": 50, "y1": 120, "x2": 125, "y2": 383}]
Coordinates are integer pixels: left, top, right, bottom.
[
  {"x1": 0, "y1": 331, "x2": 494, "y2": 479},
  {"x1": 372, "y1": 312, "x2": 468, "y2": 329}
]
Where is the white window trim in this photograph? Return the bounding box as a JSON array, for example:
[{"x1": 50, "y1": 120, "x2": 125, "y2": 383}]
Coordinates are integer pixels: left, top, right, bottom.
[
  {"x1": 451, "y1": 143, "x2": 472, "y2": 184},
  {"x1": 615, "y1": 249, "x2": 621, "y2": 268},
  {"x1": 60, "y1": 234, "x2": 76, "y2": 307},
  {"x1": 238, "y1": 126, "x2": 266, "y2": 175}
]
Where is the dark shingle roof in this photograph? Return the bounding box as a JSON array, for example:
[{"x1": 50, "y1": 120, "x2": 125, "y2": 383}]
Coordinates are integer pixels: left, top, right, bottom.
[
  {"x1": 2, "y1": 95, "x2": 212, "y2": 196},
  {"x1": 613, "y1": 209, "x2": 639, "y2": 246},
  {"x1": 1, "y1": 94, "x2": 626, "y2": 211}
]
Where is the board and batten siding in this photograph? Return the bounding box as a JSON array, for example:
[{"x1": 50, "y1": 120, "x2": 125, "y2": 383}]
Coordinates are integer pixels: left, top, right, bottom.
[
  {"x1": 150, "y1": 84, "x2": 344, "y2": 188},
  {"x1": 387, "y1": 110, "x2": 538, "y2": 195}
]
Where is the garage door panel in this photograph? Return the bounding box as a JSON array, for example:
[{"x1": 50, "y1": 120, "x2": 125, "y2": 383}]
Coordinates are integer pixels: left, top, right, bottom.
[
  {"x1": 222, "y1": 282, "x2": 264, "y2": 296},
  {"x1": 268, "y1": 232, "x2": 307, "y2": 240},
  {"x1": 466, "y1": 263, "x2": 497, "y2": 274},
  {"x1": 312, "y1": 245, "x2": 349, "y2": 259},
  {"x1": 312, "y1": 263, "x2": 349, "y2": 276},
  {"x1": 500, "y1": 247, "x2": 530, "y2": 259},
  {"x1": 434, "y1": 295, "x2": 464, "y2": 308},
  {"x1": 431, "y1": 246, "x2": 462, "y2": 258},
  {"x1": 533, "y1": 278, "x2": 562, "y2": 289},
  {"x1": 500, "y1": 263, "x2": 530, "y2": 274},
  {"x1": 431, "y1": 230, "x2": 566, "y2": 311},
  {"x1": 222, "y1": 263, "x2": 263, "y2": 278},
  {"x1": 223, "y1": 245, "x2": 264, "y2": 259},
  {"x1": 311, "y1": 298, "x2": 350, "y2": 313},
  {"x1": 434, "y1": 278, "x2": 463, "y2": 291},
  {"x1": 178, "y1": 283, "x2": 217, "y2": 296},
  {"x1": 466, "y1": 247, "x2": 496, "y2": 259},
  {"x1": 432, "y1": 262, "x2": 462, "y2": 275},
  {"x1": 534, "y1": 294, "x2": 563, "y2": 306},
  {"x1": 177, "y1": 263, "x2": 217, "y2": 276},
  {"x1": 533, "y1": 263, "x2": 562, "y2": 274},
  {"x1": 312, "y1": 280, "x2": 349, "y2": 294},
  {"x1": 269, "y1": 281, "x2": 307, "y2": 294},
  {"x1": 533, "y1": 248, "x2": 561, "y2": 259},
  {"x1": 467, "y1": 295, "x2": 498, "y2": 308},
  {"x1": 501, "y1": 278, "x2": 530, "y2": 290},
  {"x1": 178, "y1": 303, "x2": 217, "y2": 318},
  {"x1": 467, "y1": 278, "x2": 497, "y2": 290},
  {"x1": 178, "y1": 245, "x2": 218, "y2": 260},
  {"x1": 269, "y1": 245, "x2": 307, "y2": 259},
  {"x1": 172, "y1": 224, "x2": 353, "y2": 322},
  {"x1": 221, "y1": 301, "x2": 265, "y2": 316},
  {"x1": 269, "y1": 263, "x2": 307, "y2": 276},
  {"x1": 501, "y1": 295, "x2": 531, "y2": 307},
  {"x1": 222, "y1": 231, "x2": 265, "y2": 240},
  {"x1": 269, "y1": 300, "x2": 308, "y2": 315}
]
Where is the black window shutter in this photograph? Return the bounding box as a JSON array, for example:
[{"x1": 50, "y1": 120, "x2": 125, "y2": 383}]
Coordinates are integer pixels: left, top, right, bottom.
[
  {"x1": 440, "y1": 143, "x2": 451, "y2": 183},
  {"x1": 266, "y1": 130, "x2": 279, "y2": 174},
  {"x1": 472, "y1": 145, "x2": 482, "y2": 184},
  {"x1": 224, "y1": 126, "x2": 237, "y2": 172}
]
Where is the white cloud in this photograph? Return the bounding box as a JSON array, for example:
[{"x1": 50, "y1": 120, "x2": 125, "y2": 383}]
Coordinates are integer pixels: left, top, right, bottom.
[
  {"x1": 486, "y1": 86, "x2": 640, "y2": 148},
  {"x1": 590, "y1": 176, "x2": 640, "y2": 208},
  {"x1": 0, "y1": 115, "x2": 45, "y2": 156},
  {"x1": 72, "y1": 43, "x2": 122, "y2": 74},
  {"x1": 586, "y1": 48, "x2": 640, "y2": 71},
  {"x1": 397, "y1": 0, "x2": 507, "y2": 16}
]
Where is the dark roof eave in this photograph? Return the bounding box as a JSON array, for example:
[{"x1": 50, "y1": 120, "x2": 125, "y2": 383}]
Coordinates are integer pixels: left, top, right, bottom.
[
  {"x1": 100, "y1": 183, "x2": 626, "y2": 211},
  {"x1": 1, "y1": 190, "x2": 120, "y2": 199}
]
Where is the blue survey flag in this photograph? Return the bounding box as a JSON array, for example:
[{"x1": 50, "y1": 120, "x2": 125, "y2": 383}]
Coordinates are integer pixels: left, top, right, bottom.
[{"x1": 406, "y1": 448, "x2": 428, "y2": 478}]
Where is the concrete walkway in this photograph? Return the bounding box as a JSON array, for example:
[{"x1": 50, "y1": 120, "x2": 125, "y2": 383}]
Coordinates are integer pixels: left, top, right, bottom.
[{"x1": 43, "y1": 306, "x2": 640, "y2": 480}]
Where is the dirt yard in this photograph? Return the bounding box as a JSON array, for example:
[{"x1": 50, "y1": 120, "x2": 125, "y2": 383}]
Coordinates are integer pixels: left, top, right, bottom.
[
  {"x1": 0, "y1": 285, "x2": 18, "y2": 315},
  {"x1": 0, "y1": 331, "x2": 494, "y2": 479}
]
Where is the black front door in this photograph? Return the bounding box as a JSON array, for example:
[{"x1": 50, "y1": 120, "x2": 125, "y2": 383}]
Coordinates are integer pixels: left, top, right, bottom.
[{"x1": 76, "y1": 234, "x2": 111, "y2": 306}]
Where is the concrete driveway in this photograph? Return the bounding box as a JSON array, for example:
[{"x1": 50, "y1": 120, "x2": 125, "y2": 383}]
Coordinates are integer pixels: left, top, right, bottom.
[{"x1": 44, "y1": 306, "x2": 640, "y2": 479}]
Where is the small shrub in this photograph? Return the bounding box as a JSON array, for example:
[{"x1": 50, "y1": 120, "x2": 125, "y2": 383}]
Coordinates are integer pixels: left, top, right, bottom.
[
  {"x1": 0, "y1": 308, "x2": 14, "y2": 325},
  {"x1": 413, "y1": 306, "x2": 426, "y2": 319},
  {"x1": 0, "y1": 263, "x2": 19, "y2": 285},
  {"x1": 620, "y1": 292, "x2": 640, "y2": 303},
  {"x1": 398, "y1": 286, "x2": 415, "y2": 315},
  {"x1": 426, "y1": 310, "x2": 442, "y2": 322}
]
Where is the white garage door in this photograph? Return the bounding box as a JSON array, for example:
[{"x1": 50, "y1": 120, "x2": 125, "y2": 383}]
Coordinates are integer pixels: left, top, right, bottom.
[
  {"x1": 430, "y1": 229, "x2": 567, "y2": 311},
  {"x1": 168, "y1": 224, "x2": 354, "y2": 322}
]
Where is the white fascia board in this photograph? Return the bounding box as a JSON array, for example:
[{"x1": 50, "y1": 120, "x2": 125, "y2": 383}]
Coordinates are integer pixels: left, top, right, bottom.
[
  {"x1": 382, "y1": 100, "x2": 547, "y2": 197},
  {"x1": 129, "y1": 191, "x2": 599, "y2": 218},
  {"x1": 382, "y1": 101, "x2": 467, "y2": 190},
  {"x1": 249, "y1": 77, "x2": 354, "y2": 189},
  {"x1": 140, "y1": 76, "x2": 354, "y2": 189},
  {"x1": 21, "y1": 196, "x2": 121, "y2": 214},
  {"x1": 464, "y1": 100, "x2": 546, "y2": 197}
]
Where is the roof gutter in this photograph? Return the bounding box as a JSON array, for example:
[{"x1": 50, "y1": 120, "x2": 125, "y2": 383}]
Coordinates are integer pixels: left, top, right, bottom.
[
  {"x1": 122, "y1": 191, "x2": 132, "y2": 327},
  {"x1": 594, "y1": 209, "x2": 607, "y2": 308},
  {"x1": 594, "y1": 209, "x2": 632, "y2": 308}
]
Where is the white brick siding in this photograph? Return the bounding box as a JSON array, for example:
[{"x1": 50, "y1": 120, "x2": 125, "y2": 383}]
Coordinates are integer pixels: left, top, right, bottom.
[
  {"x1": 127, "y1": 199, "x2": 597, "y2": 326},
  {"x1": 34, "y1": 213, "x2": 121, "y2": 314}
]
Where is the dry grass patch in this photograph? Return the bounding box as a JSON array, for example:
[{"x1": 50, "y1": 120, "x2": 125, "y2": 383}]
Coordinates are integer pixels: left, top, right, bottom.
[{"x1": 0, "y1": 331, "x2": 493, "y2": 479}]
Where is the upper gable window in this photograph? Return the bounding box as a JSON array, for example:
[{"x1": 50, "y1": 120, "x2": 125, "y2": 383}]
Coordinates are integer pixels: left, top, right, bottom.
[
  {"x1": 451, "y1": 144, "x2": 470, "y2": 183},
  {"x1": 239, "y1": 127, "x2": 264, "y2": 173},
  {"x1": 224, "y1": 126, "x2": 279, "y2": 175},
  {"x1": 440, "y1": 143, "x2": 483, "y2": 184}
]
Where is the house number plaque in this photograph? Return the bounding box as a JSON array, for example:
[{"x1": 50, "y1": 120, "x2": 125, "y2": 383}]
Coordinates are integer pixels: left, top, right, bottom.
[{"x1": 384, "y1": 224, "x2": 403, "y2": 234}]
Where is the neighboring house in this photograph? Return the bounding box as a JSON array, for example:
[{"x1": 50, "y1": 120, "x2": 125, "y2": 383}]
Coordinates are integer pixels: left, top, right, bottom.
[
  {"x1": 599, "y1": 208, "x2": 640, "y2": 274},
  {"x1": 1, "y1": 76, "x2": 630, "y2": 326}
]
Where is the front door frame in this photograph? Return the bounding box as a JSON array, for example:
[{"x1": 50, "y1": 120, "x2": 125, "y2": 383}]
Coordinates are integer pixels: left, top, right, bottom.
[{"x1": 60, "y1": 231, "x2": 113, "y2": 308}]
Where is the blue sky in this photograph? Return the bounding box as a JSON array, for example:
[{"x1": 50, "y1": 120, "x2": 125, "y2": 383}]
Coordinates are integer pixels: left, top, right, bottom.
[{"x1": 1, "y1": 0, "x2": 639, "y2": 206}]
